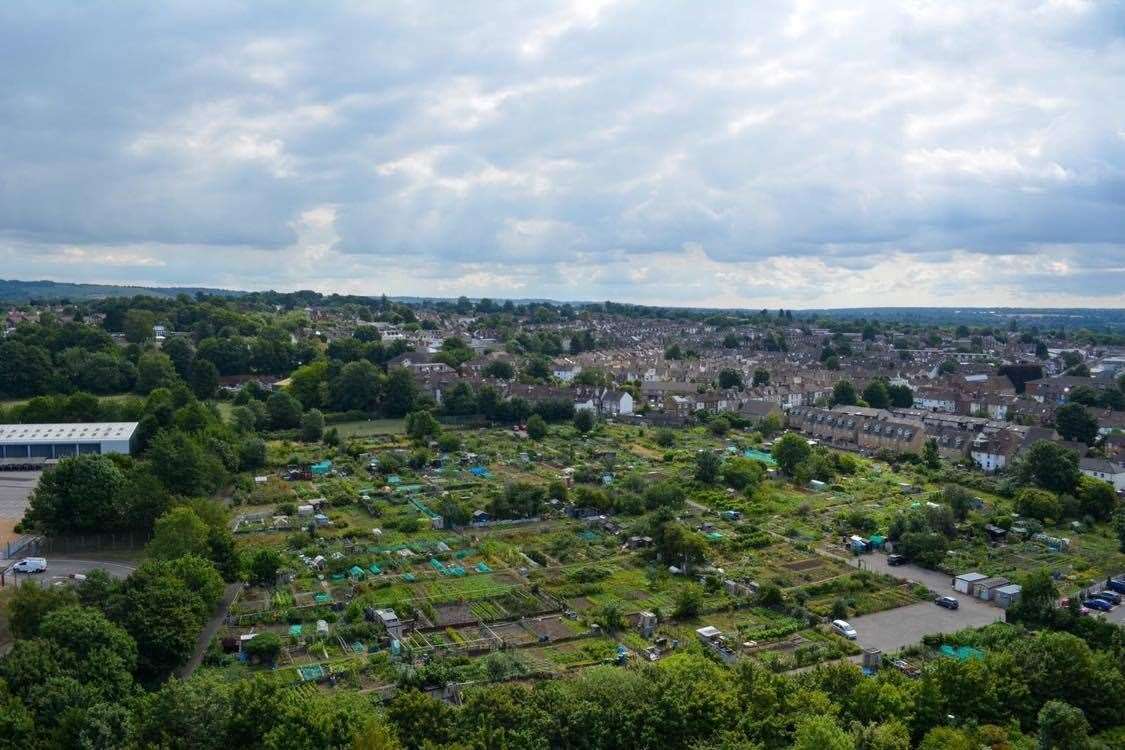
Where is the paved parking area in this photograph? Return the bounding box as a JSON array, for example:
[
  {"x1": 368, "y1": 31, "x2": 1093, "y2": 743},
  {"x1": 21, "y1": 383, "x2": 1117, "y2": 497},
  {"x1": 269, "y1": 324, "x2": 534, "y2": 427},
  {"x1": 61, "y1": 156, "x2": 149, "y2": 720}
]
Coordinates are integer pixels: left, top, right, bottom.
[
  {"x1": 842, "y1": 551, "x2": 1005, "y2": 653},
  {"x1": 0, "y1": 471, "x2": 39, "y2": 520},
  {"x1": 849, "y1": 599, "x2": 1004, "y2": 653},
  {"x1": 3, "y1": 558, "x2": 136, "y2": 588}
]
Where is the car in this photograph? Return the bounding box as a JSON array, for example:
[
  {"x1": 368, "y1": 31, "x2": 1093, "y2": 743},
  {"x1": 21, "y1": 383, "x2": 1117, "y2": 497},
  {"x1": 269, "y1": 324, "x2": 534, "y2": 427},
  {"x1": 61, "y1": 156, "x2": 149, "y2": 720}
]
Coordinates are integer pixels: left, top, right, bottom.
[
  {"x1": 831, "y1": 619, "x2": 857, "y2": 639},
  {"x1": 1085, "y1": 597, "x2": 1113, "y2": 612},
  {"x1": 886, "y1": 554, "x2": 908, "y2": 566},
  {"x1": 935, "y1": 596, "x2": 960, "y2": 610},
  {"x1": 1094, "y1": 590, "x2": 1122, "y2": 605},
  {"x1": 1107, "y1": 578, "x2": 1125, "y2": 595},
  {"x1": 10, "y1": 557, "x2": 47, "y2": 574}
]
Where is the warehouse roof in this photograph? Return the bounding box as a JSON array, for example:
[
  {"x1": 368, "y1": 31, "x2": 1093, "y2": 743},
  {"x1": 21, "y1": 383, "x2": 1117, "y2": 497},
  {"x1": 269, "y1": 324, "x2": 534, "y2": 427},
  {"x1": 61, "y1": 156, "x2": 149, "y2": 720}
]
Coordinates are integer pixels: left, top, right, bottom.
[{"x1": 0, "y1": 422, "x2": 139, "y2": 444}]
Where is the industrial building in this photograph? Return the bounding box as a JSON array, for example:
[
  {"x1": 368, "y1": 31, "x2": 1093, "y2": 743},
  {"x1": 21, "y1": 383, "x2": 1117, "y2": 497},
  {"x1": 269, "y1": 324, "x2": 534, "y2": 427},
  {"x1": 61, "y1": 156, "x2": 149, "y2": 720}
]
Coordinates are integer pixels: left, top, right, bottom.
[{"x1": 0, "y1": 422, "x2": 139, "y2": 460}]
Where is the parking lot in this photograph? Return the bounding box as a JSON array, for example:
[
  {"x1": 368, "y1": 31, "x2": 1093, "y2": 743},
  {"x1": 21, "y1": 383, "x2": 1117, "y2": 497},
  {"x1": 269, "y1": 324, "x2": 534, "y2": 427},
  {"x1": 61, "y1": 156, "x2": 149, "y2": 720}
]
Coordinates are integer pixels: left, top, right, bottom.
[
  {"x1": 845, "y1": 552, "x2": 1006, "y2": 654},
  {"x1": 0, "y1": 471, "x2": 39, "y2": 551}
]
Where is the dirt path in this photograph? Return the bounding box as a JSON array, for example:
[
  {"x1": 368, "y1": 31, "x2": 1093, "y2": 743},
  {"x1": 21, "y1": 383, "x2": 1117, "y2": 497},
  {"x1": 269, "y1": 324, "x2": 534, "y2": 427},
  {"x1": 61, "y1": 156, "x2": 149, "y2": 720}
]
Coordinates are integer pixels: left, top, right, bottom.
[{"x1": 177, "y1": 582, "x2": 243, "y2": 679}]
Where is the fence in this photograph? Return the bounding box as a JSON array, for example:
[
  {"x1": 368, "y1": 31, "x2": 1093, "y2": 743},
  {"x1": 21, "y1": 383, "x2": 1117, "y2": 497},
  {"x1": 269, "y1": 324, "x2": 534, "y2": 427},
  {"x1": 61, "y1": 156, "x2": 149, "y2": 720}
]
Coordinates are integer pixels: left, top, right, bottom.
[{"x1": 24, "y1": 531, "x2": 151, "y2": 556}]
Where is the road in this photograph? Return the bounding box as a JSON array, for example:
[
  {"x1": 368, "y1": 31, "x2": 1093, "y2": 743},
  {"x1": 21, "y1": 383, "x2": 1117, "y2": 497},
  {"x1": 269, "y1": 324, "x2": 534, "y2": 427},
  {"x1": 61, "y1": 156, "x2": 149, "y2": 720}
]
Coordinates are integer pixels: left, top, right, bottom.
[
  {"x1": 2, "y1": 557, "x2": 136, "y2": 588},
  {"x1": 842, "y1": 552, "x2": 1005, "y2": 655}
]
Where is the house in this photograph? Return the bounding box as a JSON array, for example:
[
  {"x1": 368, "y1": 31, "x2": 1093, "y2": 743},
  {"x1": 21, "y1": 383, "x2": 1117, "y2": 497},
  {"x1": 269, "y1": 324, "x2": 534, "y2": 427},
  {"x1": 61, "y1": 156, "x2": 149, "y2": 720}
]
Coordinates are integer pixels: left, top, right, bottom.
[
  {"x1": 970, "y1": 430, "x2": 1019, "y2": 473},
  {"x1": 1080, "y1": 458, "x2": 1125, "y2": 493},
  {"x1": 552, "y1": 358, "x2": 582, "y2": 382},
  {"x1": 600, "y1": 390, "x2": 634, "y2": 417}
]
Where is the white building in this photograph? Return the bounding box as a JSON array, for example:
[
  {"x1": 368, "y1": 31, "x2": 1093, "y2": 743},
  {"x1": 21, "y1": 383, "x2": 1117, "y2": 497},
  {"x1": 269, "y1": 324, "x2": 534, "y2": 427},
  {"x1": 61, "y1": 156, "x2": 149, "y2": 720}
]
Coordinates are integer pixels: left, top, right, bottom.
[
  {"x1": 1080, "y1": 458, "x2": 1125, "y2": 493},
  {"x1": 0, "y1": 422, "x2": 138, "y2": 459}
]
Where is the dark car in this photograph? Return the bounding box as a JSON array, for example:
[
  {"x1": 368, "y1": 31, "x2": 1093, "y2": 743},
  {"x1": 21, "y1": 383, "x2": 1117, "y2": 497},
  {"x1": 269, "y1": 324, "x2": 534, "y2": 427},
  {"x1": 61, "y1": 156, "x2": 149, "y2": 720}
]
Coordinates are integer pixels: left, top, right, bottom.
[
  {"x1": 1085, "y1": 597, "x2": 1113, "y2": 612},
  {"x1": 1108, "y1": 578, "x2": 1125, "y2": 595},
  {"x1": 935, "y1": 596, "x2": 959, "y2": 610},
  {"x1": 1094, "y1": 590, "x2": 1122, "y2": 605},
  {"x1": 886, "y1": 554, "x2": 908, "y2": 566}
]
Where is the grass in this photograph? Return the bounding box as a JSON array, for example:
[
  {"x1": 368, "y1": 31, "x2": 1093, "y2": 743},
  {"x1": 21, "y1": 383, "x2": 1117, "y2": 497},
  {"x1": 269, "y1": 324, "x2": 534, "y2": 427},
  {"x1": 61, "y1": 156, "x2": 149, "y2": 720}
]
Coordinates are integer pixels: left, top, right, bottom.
[{"x1": 332, "y1": 419, "x2": 406, "y2": 438}]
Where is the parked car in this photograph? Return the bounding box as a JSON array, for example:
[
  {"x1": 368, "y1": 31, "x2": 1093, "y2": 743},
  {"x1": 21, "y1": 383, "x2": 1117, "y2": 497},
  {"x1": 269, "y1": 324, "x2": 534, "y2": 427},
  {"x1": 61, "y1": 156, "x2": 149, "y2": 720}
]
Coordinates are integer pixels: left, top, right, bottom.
[
  {"x1": 886, "y1": 554, "x2": 908, "y2": 566},
  {"x1": 831, "y1": 619, "x2": 858, "y2": 639},
  {"x1": 1085, "y1": 597, "x2": 1113, "y2": 612},
  {"x1": 1107, "y1": 578, "x2": 1125, "y2": 595},
  {"x1": 935, "y1": 596, "x2": 960, "y2": 610},
  {"x1": 1094, "y1": 590, "x2": 1122, "y2": 605},
  {"x1": 10, "y1": 557, "x2": 47, "y2": 574}
]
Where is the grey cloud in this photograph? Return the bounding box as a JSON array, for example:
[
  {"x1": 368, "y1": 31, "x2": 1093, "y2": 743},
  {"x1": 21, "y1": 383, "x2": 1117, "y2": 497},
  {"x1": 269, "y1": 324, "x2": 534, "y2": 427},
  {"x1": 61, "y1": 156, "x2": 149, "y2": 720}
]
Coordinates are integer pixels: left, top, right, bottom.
[{"x1": 0, "y1": 1, "x2": 1122, "y2": 305}]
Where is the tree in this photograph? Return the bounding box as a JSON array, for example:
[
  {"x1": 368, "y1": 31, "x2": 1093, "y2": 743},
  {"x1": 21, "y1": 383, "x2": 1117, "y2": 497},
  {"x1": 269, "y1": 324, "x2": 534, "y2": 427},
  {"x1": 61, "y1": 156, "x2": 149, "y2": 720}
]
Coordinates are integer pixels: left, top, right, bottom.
[
  {"x1": 383, "y1": 368, "x2": 418, "y2": 417},
  {"x1": 136, "y1": 351, "x2": 179, "y2": 394},
  {"x1": 1115, "y1": 506, "x2": 1125, "y2": 553},
  {"x1": 574, "y1": 409, "x2": 595, "y2": 434},
  {"x1": 718, "y1": 369, "x2": 743, "y2": 390},
  {"x1": 123, "y1": 309, "x2": 157, "y2": 343},
  {"x1": 405, "y1": 410, "x2": 441, "y2": 442},
  {"x1": 672, "y1": 585, "x2": 703, "y2": 619},
  {"x1": 242, "y1": 633, "x2": 282, "y2": 665},
  {"x1": 772, "y1": 433, "x2": 811, "y2": 476},
  {"x1": 162, "y1": 337, "x2": 196, "y2": 379},
  {"x1": 22, "y1": 454, "x2": 127, "y2": 534},
  {"x1": 301, "y1": 409, "x2": 325, "y2": 442},
  {"x1": 526, "y1": 414, "x2": 547, "y2": 440},
  {"x1": 190, "y1": 358, "x2": 219, "y2": 400},
  {"x1": 595, "y1": 602, "x2": 624, "y2": 633},
  {"x1": 1037, "y1": 700, "x2": 1089, "y2": 750},
  {"x1": 110, "y1": 561, "x2": 206, "y2": 681},
  {"x1": 7, "y1": 582, "x2": 77, "y2": 640},
  {"x1": 1054, "y1": 403, "x2": 1098, "y2": 445},
  {"x1": 862, "y1": 380, "x2": 890, "y2": 409},
  {"x1": 148, "y1": 507, "x2": 210, "y2": 561},
  {"x1": 922, "y1": 438, "x2": 940, "y2": 469},
  {"x1": 708, "y1": 417, "x2": 730, "y2": 436},
  {"x1": 289, "y1": 360, "x2": 330, "y2": 409},
  {"x1": 1016, "y1": 487, "x2": 1063, "y2": 522},
  {"x1": 1077, "y1": 476, "x2": 1117, "y2": 521},
  {"x1": 752, "y1": 369, "x2": 770, "y2": 387},
  {"x1": 830, "y1": 380, "x2": 858, "y2": 407},
  {"x1": 331, "y1": 360, "x2": 381, "y2": 412},
  {"x1": 482, "y1": 360, "x2": 514, "y2": 380},
  {"x1": 149, "y1": 429, "x2": 213, "y2": 496},
  {"x1": 793, "y1": 716, "x2": 854, "y2": 750},
  {"x1": 887, "y1": 384, "x2": 914, "y2": 408},
  {"x1": 39, "y1": 604, "x2": 138, "y2": 672},
  {"x1": 1017, "y1": 440, "x2": 1080, "y2": 493},
  {"x1": 694, "y1": 450, "x2": 721, "y2": 484},
  {"x1": 249, "y1": 548, "x2": 283, "y2": 585},
  {"x1": 266, "y1": 391, "x2": 303, "y2": 430},
  {"x1": 722, "y1": 457, "x2": 763, "y2": 491}
]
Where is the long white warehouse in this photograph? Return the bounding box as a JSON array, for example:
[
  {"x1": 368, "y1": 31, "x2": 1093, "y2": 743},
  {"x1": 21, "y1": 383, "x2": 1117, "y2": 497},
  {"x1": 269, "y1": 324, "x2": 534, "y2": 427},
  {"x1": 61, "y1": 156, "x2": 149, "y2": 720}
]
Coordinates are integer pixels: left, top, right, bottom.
[{"x1": 0, "y1": 422, "x2": 138, "y2": 459}]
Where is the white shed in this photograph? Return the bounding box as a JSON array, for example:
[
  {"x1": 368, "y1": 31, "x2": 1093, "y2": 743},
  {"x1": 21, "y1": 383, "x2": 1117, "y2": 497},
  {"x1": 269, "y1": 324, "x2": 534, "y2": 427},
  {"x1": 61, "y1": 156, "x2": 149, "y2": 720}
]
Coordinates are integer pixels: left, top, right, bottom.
[{"x1": 953, "y1": 572, "x2": 987, "y2": 594}]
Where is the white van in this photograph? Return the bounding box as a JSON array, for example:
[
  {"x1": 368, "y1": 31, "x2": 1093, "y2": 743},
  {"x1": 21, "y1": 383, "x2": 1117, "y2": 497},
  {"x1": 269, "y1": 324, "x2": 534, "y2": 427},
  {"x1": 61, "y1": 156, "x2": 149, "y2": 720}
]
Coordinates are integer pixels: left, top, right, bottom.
[
  {"x1": 831, "y1": 619, "x2": 857, "y2": 639},
  {"x1": 11, "y1": 557, "x2": 47, "y2": 574}
]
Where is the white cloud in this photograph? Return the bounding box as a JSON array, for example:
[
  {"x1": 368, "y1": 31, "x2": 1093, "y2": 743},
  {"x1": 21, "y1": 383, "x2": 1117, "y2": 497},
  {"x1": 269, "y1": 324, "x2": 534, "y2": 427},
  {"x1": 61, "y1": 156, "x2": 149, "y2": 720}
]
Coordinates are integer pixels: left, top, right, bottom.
[{"x1": 0, "y1": 0, "x2": 1121, "y2": 307}]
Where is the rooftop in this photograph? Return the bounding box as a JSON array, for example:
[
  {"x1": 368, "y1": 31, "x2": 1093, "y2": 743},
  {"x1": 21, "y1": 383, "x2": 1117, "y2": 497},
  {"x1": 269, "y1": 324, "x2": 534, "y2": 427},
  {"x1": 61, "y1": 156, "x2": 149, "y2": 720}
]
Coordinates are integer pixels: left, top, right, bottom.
[{"x1": 0, "y1": 422, "x2": 139, "y2": 444}]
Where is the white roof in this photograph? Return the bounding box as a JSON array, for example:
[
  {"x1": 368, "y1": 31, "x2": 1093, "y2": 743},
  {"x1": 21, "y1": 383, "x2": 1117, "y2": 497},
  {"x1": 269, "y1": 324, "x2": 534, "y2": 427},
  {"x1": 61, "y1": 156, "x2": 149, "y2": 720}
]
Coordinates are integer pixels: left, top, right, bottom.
[
  {"x1": 696, "y1": 626, "x2": 722, "y2": 638},
  {"x1": 955, "y1": 572, "x2": 988, "y2": 582},
  {"x1": 0, "y1": 422, "x2": 138, "y2": 445}
]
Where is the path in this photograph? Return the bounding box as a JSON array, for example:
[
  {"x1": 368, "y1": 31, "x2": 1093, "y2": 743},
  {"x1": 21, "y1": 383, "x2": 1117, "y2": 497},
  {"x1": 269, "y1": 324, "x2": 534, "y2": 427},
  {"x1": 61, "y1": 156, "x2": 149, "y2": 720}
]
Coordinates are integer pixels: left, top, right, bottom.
[{"x1": 178, "y1": 582, "x2": 243, "y2": 679}]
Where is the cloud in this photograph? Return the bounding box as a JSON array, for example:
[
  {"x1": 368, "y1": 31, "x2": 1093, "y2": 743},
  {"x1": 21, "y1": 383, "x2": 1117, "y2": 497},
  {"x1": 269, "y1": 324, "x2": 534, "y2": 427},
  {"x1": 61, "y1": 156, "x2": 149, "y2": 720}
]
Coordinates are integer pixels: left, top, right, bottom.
[{"x1": 0, "y1": 0, "x2": 1122, "y2": 307}]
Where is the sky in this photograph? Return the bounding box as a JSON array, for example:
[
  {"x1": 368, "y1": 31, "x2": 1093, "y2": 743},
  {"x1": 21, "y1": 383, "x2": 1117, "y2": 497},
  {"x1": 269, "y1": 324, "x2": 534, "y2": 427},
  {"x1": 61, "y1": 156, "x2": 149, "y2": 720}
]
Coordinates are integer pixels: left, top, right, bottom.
[{"x1": 1, "y1": 1, "x2": 1124, "y2": 309}]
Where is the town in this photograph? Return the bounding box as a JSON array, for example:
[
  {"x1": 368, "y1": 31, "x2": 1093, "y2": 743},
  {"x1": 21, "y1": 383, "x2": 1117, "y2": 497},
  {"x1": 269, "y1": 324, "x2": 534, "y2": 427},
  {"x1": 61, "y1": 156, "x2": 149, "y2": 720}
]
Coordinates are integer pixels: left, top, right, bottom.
[{"x1": 1, "y1": 290, "x2": 1123, "y2": 748}]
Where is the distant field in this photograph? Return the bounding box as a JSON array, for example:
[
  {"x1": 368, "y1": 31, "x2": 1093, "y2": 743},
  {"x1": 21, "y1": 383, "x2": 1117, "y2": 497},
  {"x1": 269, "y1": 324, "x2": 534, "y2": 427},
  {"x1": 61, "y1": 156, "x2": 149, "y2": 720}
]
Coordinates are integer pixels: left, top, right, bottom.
[
  {"x1": 332, "y1": 419, "x2": 406, "y2": 438},
  {"x1": 1, "y1": 393, "x2": 138, "y2": 409}
]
